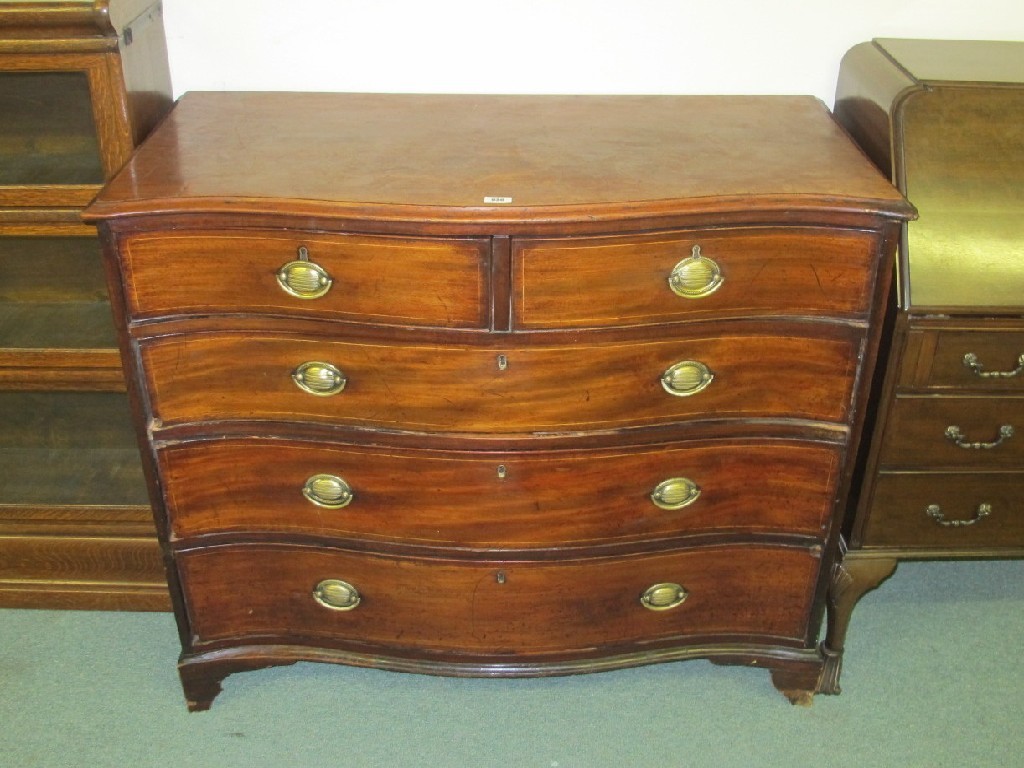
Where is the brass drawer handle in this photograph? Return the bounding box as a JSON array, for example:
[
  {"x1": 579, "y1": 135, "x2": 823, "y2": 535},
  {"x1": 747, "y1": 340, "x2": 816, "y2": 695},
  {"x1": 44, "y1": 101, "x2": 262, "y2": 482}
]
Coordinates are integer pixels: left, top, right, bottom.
[
  {"x1": 277, "y1": 245, "x2": 333, "y2": 299},
  {"x1": 313, "y1": 579, "x2": 361, "y2": 611},
  {"x1": 292, "y1": 361, "x2": 347, "y2": 396},
  {"x1": 302, "y1": 474, "x2": 353, "y2": 509},
  {"x1": 926, "y1": 503, "x2": 992, "y2": 528},
  {"x1": 668, "y1": 245, "x2": 723, "y2": 299},
  {"x1": 641, "y1": 582, "x2": 688, "y2": 611},
  {"x1": 944, "y1": 424, "x2": 1014, "y2": 450},
  {"x1": 963, "y1": 352, "x2": 1024, "y2": 379},
  {"x1": 661, "y1": 360, "x2": 714, "y2": 397},
  {"x1": 650, "y1": 477, "x2": 701, "y2": 510}
]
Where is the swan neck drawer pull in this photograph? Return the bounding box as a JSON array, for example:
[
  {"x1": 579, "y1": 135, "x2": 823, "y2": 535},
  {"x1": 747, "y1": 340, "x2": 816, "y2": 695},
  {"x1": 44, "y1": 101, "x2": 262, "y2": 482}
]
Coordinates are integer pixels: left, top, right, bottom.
[
  {"x1": 277, "y1": 245, "x2": 333, "y2": 299},
  {"x1": 641, "y1": 583, "x2": 689, "y2": 611},
  {"x1": 302, "y1": 474, "x2": 353, "y2": 509},
  {"x1": 313, "y1": 579, "x2": 361, "y2": 611},
  {"x1": 650, "y1": 477, "x2": 701, "y2": 510},
  {"x1": 661, "y1": 360, "x2": 714, "y2": 397},
  {"x1": 292, "y1": 361, "x2": 347, "y2": 396},
  {"x1": 962, "y1": 352, "x2": 1024, "y2": 379},
  {"x1": 944, "y1": 424, "x2": 1014, "y2": 450},
  {"x1": 668, "y1": 244, "x2": 724, "y2": 299},
  {"x1": 926, "y1": 503, "x2": 992, "y2": 528}
]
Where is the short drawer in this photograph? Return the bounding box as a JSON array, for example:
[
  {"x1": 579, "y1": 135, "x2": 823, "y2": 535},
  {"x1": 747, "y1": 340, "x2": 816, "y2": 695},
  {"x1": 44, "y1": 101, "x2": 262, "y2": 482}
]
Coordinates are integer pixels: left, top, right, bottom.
[
  {"x1": 861, "y1": 471, "x2": 1024, "y2": 550},
  {"x1": 159, "y1": 437, "x2": 840, "y2": 546},
  {"x1": 878, "y1": 396, "x2": 1024, "y2": 469},
  {"x1": 513, "y1": 227, "x2": 879, "y2": 329},
  {"x1": 178, "y1": 543, "x2": 821, "y2": 653},
  {"x1": 119, "y1": 230, "x2": 490, "y2": 328},
  {"x1": 140, "y1": 328, "x2": 860, "y2": 432},
  {"x1": 906, "y1": 328, "x2": 1024, "y2": 391}
]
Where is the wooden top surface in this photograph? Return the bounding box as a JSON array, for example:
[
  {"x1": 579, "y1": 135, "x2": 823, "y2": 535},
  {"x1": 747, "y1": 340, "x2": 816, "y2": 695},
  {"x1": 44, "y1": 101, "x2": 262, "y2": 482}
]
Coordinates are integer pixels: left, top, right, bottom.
[{"x1": 85, "y1": 92, "x2": 912, "y2": 225}]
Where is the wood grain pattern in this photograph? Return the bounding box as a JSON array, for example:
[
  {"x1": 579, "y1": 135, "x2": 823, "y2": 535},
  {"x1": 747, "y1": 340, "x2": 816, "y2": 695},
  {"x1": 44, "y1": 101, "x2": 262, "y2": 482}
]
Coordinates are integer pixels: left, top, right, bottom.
[
  {"x1": 178, "y1": 543, "x2": 820, "y2": 654},
  {"x1": 140, "y1": 328, "x2": 860, "y2": 432},
  {"x1": 514, "y1": 227, "x2": 879, "y2": 328},
  {"x1": 159, "y1": 437, "x2": 839, "y2": 547},
  {"x1": 121, "y1": 230, "x2": 490, "y2": 327}
]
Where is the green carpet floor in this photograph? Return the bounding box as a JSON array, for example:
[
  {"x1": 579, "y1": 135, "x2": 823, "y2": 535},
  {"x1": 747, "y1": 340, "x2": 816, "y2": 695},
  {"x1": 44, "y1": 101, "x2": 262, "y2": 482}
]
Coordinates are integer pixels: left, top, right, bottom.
[{"x1": 3, "y1": 559, "x2": 1022, "y2": 767}]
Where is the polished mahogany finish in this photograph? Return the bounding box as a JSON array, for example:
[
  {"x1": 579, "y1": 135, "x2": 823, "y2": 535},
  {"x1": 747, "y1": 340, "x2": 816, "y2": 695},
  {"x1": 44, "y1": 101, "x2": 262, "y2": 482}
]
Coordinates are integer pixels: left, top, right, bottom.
[
  {"x1": 832, "y1": 40, "x2": 1024, "y2": 659},
  {"x1": 85, "y1": 92, "x2": 911, "y2": 709}
]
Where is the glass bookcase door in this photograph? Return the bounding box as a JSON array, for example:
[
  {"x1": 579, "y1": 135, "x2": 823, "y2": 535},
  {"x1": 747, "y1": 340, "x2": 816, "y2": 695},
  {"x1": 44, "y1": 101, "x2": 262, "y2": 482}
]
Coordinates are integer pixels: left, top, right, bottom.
[
  {"x1": 0, "y1": 234, "x2": 117, "y2": 351},
  {"x1": 0, "y1": 391, "x2": 148, "y2": 510},
  {"x1": 0, "y1": 70, "x2": 105, "y2": 187}
]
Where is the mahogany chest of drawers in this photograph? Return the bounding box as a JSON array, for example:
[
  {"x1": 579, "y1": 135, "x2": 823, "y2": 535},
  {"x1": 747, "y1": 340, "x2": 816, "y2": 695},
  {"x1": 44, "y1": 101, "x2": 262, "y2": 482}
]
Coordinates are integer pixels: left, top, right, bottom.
[
  {"x1": 84, "y1": 92, "x2": 911, "y2": 710},
  {"x1": 832, "y1": 40, "x2": 1024, "y2": 646}
]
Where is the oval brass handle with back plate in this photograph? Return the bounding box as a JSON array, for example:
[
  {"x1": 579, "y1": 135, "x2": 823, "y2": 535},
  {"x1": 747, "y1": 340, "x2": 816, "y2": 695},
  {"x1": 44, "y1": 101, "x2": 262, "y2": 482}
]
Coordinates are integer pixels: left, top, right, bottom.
[
  {"x1": 650, "y1": 477, "x2": 701, "y2": 510},
  {"x1": 640, "y1": 583, "x2": 689, "y2": 611},
  {"x1": 302, "y1": 474, "x2": 353, "y2": 509},
  {"x1": 962, "y1": 352, "x2": 1024, "y2": 379},
  {"x1": 668, "y1": 245, "x2": 723, "y2": 299},
  {"x1": 944, "y1": 424, "x2": 1014, "y2": 450},
  {"x1": 926, "y1": 503, "x2": 992, "y2": 528},
  {"x1": 312, "y1": 579, "x2": 361, "y2": 611},
  {"x1": 661, "y1": 360, "x2": 714, "y2": 397},
  {"x1": 292, "y1": 361, "x2": 347, "y2": 396},
  {"x1": 277, "y1": 245, "x2": 333, "y2": 299}
]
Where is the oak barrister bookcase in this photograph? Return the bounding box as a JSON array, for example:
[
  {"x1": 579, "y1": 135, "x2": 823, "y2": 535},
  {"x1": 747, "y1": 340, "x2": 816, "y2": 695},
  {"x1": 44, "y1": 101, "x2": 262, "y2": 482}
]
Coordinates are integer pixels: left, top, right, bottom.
[
  {"x1": 84, "y1": 92, "x2": 912, "y2": 710},
  {"x1": 0, "y1": 0, "x2": 172, "y2": 610}
]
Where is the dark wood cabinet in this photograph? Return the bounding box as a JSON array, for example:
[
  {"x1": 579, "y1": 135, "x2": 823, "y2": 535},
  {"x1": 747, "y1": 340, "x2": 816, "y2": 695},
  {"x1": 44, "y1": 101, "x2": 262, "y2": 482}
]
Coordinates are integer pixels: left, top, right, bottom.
[
  {"x1": 0, "y1": 0, "x2": 172, "y2": 610},
  {"x1": 84, "y1": 92, "x2": 911, "y2": 709},
  {"x1": 831, "y1": 39, "x2": 1024, "y2": 652}
]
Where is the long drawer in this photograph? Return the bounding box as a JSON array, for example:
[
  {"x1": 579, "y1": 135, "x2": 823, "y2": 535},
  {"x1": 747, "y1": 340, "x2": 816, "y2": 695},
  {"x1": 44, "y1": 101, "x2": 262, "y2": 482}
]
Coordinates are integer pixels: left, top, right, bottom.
[
  {"x1": 159, "y1": 437, "x2": 840, "y2": 546},
  {"x1": 862, "y1": 471, "x2": 1024, "y2": 549},
  {"x1": 178, "y1": 543, "x2": 821, "y2": 653},
  {"x1": 140, "y1": 329, "x2": 861, "y2": 432},
  {"x1": 878, "y1": 396, "x2": 1024, "y2": 468},
  {"x1": 119, "y1": 230, "x2": 491, "y2": 328},
  {"x1": 513, "y1": 227, "x2": 880, "y2": 328}
]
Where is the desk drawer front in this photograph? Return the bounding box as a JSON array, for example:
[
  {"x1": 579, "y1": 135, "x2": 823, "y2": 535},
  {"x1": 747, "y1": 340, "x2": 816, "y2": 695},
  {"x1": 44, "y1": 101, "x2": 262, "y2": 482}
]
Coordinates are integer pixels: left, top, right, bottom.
[
  {"x1": 514, "y1": 228, "x2": 878, "y2": 329},
  {"x1": 917, "y1": 329, "x2": 1024, "y2": 390},
  {"x1": 120, "y1": 231, "x2": 490, "y2": 328},
  {"x1": 141, "y1": 331, "x2": 859, "y2": 431},
  {"x1": 179, "y1": 544, "x2": 820, "y2": 652},
  {"x1": 879, "y1": 397, "x2": 1024, "y2": 469},
  {"x1": 863, "y1": 472, "x2": 1024, "y2": 549},
  {"x1": 160, "y1": 438, "x2": 839, "y2": 546}
]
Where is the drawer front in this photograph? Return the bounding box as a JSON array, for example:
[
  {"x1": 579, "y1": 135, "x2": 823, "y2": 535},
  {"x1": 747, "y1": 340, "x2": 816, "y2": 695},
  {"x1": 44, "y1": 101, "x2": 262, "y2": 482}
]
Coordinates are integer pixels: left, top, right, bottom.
[
  {"x1": 141, "y1": 330, "x2": 860, "y2": 432},
  {"x1": 120, "y1": 230, "x2": 490, "y2": 328},
  {"x1": 513, "y1": 227, "x2": 879, "y2": 329},
  {"x1": 178, "y1": 544, "x2": 820, "y2": 652},
  {"x1": 879, "y1": 396, "x2": 1024, "y2": 469},
  {"x1": 863, "y1": 472, "x2": 1024, "y2": 549},
  {"x1": 160, "y1": 438, "x2": 840, "y2": 545},
  {"x1": 917, "y1": 329, "x2": 1024, "y2": 391}
]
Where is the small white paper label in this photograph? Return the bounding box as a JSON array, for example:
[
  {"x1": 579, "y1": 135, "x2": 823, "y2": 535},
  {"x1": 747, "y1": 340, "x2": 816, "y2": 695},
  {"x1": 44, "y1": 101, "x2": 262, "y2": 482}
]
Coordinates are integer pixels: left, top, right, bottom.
[{"x1": 483, "y1": 196, "x2": 513, "y2": 204}]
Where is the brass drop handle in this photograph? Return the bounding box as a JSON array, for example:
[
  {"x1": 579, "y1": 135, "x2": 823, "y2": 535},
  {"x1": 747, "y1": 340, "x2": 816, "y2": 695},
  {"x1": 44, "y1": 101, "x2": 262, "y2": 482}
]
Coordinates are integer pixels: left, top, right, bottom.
[
  {"x1": 944, "y1": 424, "x2": 1014, "y2": 450},
  {"x1": 313, "y1": 579, "x2": 361, "y2": 611},
  {"x1": 926, "y1": 503, "x2": 992, "y2": 528},
  {"x1": 292, "y1": 361, "x2": 347, "y2": 396},
  {"x1": 641, "y1": 583, "x2": 688, "y2": 611},
  {"x1": 962, "y1": 352, "x2": 1024, "y2": 379},
  {"x1": 302, "y1": 474, "x2": 353, "y2": 509},
  {"x1": 277, "y1": 245, "x2": 333, "y2": 299},
  {"x1": 668, "y1": 244, "x2": 724, "y2": 298},
  {"x1": 661, "y1": 360, "x2": 714, "y2": 397},
  {"x1": 650, "y1": 477, "x2": 701, "y2": 510}
]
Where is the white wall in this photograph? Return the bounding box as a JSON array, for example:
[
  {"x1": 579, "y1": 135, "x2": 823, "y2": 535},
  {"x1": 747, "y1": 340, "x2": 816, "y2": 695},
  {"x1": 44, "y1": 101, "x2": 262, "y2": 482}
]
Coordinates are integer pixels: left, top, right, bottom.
[{"x1": 163, "y1": 0, "x2": 1024, "y2": 106}]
